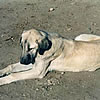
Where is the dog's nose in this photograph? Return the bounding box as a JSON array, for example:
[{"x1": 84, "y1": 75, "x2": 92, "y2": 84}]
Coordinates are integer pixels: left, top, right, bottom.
[{"x1": 20, "y1": 54, "x2": 31, "y2": 65}]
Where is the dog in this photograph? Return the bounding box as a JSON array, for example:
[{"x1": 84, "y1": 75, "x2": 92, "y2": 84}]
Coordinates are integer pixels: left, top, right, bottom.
[{"x1": 0, "y1": 29, "x2": 100, "y2": 86}]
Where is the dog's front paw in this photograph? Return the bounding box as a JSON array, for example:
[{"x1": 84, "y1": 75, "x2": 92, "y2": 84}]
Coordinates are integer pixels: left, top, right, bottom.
[
  {"x1": 0, "y1": 75, "x2": 14, "y2": 86},
  {"x1": 0, "y1": 70, "x2": 10, "y2": 78},
  {"x1": 0, "y1": 70, "x2": 6, "y2": 77},
  {"x1": 0, "y1": 65, "x2": 13, "y2": 77}
]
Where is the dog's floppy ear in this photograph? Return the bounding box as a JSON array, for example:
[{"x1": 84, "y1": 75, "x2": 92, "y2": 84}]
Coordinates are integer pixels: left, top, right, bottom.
[{"x1": 37, "y1": 37, "x2": 52, "y2": 55}]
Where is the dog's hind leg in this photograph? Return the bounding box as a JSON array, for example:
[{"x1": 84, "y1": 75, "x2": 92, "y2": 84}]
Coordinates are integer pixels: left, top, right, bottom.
[{"x1": 75, "y1": 34, "x2": 100, "y2": 41}]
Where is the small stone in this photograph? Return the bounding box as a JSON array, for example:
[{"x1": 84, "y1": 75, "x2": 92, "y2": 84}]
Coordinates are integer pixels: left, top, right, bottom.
[
  {"x1": 22, "y1": 93, "x2": 26, "y2": 97},
  {"x1": 66, "y1": 24, "x2": 72, "y2": 31},
  {"x1": 91, "y1": 22, "x2": 97, "y2": 26},
  {"x1": 1, "y1": 34, "x2": 4, "y2": 37},
  {"x1": 61, "y1": 72, "x2": 65, "y2": 75},
  {"x1": 67, "y1": 27, "x2": 72, "y2": 31},
  {"x1": 47, "y1": 80, "x2": 52, "y2": 85},
  {"x1": 50, "y1": 87, "x2": 52, "y2": 90},
  {"x1": 49, "y1": 8, "x2": 55, "y2": 12},
  {"x1": 36, "y1": 88, "x2": 39, "y2": 91}
]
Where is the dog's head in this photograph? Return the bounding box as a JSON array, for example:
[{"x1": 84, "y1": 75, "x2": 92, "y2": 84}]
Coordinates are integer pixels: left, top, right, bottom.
[{"x1": 20, "y1": 29, "x2": 52, "y2": 65}]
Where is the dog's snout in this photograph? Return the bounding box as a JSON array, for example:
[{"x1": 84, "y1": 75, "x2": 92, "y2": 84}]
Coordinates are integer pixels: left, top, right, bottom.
[{"x1": 20, "y1": 54, "x2": 32, "y2": 65}]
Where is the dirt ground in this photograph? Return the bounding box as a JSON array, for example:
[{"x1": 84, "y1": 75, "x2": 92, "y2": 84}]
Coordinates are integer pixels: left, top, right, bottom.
[{"x1": 0, "y1": 0, "x2": 100, "y2": 100}]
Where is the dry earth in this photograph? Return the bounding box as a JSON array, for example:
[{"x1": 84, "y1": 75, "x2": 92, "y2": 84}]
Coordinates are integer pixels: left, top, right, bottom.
[{"x1": 0, "y1": 0, "x2": 100, "y2": 100}]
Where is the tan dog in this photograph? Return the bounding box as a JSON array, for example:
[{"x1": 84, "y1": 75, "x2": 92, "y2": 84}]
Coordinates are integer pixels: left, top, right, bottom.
[{"x1": 0, "y1": 29, "x2": 100, "y2": 86}]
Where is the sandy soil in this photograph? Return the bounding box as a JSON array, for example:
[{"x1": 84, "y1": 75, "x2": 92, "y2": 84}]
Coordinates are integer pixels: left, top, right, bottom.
[{"x1": 0, "y1": 0, "x2": 100, "y2": 100}]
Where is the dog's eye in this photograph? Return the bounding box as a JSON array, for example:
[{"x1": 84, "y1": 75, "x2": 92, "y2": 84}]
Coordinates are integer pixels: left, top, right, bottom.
[
  {"x1": 28, "y1": 48, "x2": 33, "y2": 51},
  {"x1": 27, "y1": 43, "x2": 36, "y2": 51}
]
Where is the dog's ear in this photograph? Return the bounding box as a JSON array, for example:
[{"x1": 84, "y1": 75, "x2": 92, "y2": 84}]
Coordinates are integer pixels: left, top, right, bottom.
[{"x1": 37, "y1": 37, "x2": 52, "y2": 55}]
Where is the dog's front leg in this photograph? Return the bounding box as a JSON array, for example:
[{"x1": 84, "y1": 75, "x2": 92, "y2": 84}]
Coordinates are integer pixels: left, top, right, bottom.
[
  {"x1": 0, "y1": 62, "x2": 33, "y2": 77},
  {"x1": 0, "y1": 67, "x2": 39, "y2": 86},
  {"x1": 0, "y1": 61, "x2": 49, "y2": 86}
]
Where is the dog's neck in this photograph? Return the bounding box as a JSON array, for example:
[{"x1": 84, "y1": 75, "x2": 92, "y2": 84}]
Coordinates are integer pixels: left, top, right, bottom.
[
  {"x1": 37, "y1": 34, "x2": 75, "y2": 61},
  {"x1": 37, "y1": 36, "x2": 64, "y2": 60},
  {"x1": 49, "y1": 35, "x2": 75, "y2": 59}
]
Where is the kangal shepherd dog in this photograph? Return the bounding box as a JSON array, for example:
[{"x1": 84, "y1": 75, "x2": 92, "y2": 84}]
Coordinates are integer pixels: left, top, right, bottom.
[{"x1": 0, "y1": 29, "x2": 100, "y2": 86}]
